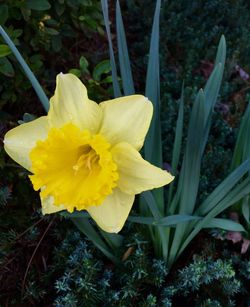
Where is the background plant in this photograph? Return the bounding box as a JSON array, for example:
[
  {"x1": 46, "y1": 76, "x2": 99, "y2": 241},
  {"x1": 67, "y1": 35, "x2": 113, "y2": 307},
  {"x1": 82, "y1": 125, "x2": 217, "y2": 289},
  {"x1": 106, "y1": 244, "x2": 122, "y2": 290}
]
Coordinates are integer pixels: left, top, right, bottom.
[
  {"x1": 1, "y1": 0, "x2": 250, "y2": 305},
  {"x1": 0, "y1": 0, "x2": 109, "y2": 113}
]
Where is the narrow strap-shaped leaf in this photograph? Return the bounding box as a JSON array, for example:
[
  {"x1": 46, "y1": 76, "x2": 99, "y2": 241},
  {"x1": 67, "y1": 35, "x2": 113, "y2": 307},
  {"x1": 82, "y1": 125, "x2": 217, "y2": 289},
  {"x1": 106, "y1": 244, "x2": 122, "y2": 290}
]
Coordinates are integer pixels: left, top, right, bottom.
[
  {"x1": 179, "y1": 89, "x2": 206, "y2": 214},
  {"x1": 176, "y1": 177, "x2": 250, "y2": 264},
  {"x1": 231, "y1": 102, "x2": 250, "y2": 170},
  {"x1": 71, "y1": 217, "x2": 120, "y2": 264},
  {"x1": 215, "y1": 35, "x2": 226, "y2": 68},
  {"x1": 116, "y1": 0, "x2": 135, "y2": 95},
  {"x1": 129, "y1": 214, "x2": 201, "y2": 226},
  {"x1": 204, "y1": 35, "x2": 226, "y2": 117},
  {"x1": 142, "y1": 191, "x2": 162, "y2": 220},
  {"x1": 144, "y1": 0, "x2": 162, "y2": 167},
  {"x1": 168, "y1": 166, "x2": 183, "y2": 215},
  {"x1": 171, "y1": 83, "x2": 184, "y2": 175},
  {"x1": 129, "y1": 214, "x2": 245, "y2": 233},
  {"x1": 242, "y1": 195, "x2": 250, "y2": 223},
  {"x1": 142, "y1": 0, "x2": 164, "y2": 214},
  {"x1": 0, "y1": 26, "x2": 49, "y2": 112},
  {"x1": 99, "y1": 229, "x2": 123, "y2": 249},
  {"x1": 201, "y1": 36, "x2": 226, "y2": 153},
  {"x1": 196, "y1": 158, "x2": 250, "y2": 215},
  {"x1": 157, "y1": 214, "x2": 199, "y2": 226},
  {"x1": 204, "y1": 218, "x2": 246, "y2": 232},
  {"x1": 142, "y1": 190, "x2": 168, "y2": 259},
  {"x1": 167, "y1": 83, "x2": 184, "y2": 209},
  {"x1": 201, "y1": 63, "x2": 222, "y2": 153},
  {"x1": 168, "y1": 89, "x2": 206, "y2": 265},
  {"x1": 101, "y1": 0, "x2": 121, "y2": 98},
  {"x1": 62, "y1": 210, "x2": 123, "y2": 251},
  {"x1": 128, "y1": 216, "x2": 157, "y2": 225}
]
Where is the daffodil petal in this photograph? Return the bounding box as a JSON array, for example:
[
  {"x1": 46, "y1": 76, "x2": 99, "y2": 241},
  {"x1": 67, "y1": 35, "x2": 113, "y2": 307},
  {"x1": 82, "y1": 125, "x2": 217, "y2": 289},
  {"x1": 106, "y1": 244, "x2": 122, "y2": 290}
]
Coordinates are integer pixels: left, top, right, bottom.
[
  {"x1": 41, "y1": 195, "x2": 66, "y2": 214},
  {"x1": 87, "y1": 188, "x2": 135, "y2": 233},
  {"x1": 48, "y1": 73, "x2": 102, "y2": 134},
  {"x1": 4, "y1": 116, "x2": 48, "y2": 171},
  {"x1": 99, "y1": 95, "x2": 153, "y2": 150},
  {"x1": 111, "y1": 142, "x2": 174, "y2": 194}
]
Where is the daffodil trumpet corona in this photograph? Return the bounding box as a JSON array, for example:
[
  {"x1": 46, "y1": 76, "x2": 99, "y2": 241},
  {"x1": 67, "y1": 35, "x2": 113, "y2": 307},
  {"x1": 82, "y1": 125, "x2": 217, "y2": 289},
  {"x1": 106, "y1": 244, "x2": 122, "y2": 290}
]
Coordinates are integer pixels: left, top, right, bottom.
[{"x1": 4, "y1": 73, "x2": 174, "y2": 233}]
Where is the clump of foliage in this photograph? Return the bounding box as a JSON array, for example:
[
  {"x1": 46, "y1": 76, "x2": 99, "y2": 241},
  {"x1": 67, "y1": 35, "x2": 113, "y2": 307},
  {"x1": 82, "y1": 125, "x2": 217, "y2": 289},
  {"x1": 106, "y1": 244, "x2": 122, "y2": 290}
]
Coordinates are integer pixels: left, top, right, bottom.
[
  {"x1": 13, "y1": 229, "x2": 242, "y2": 306},
  {"x1": 51, "y1": 231, "x2": 250, "y2": 306},
  {"x1": 162, "y1": 257, "x2": 240, "y2": 306},
  {"x1": 0, "y1": 0, "x2": 110, "y2": 116},
  {"x1": 52, "y1": 231, "x2": 169, "y2": 306},
  {"x1": 1, "y1": 211, "x2": 249, "y2": 306}
]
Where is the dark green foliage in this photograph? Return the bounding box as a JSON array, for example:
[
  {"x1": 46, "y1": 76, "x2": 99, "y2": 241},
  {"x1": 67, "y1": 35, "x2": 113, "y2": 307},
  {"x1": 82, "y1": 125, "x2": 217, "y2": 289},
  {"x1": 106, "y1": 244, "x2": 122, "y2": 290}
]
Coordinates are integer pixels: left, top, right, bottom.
[
  {"x1": 47, "y1": 231, "x2": 248, "y2": 306},
  {"x1": 0, "y1": 0, "x2": 109, "y2": 115},
  {"x1": 0, "y1": 186, "x2": 11, "y2": 206},
  {"x1": 1, "y1": 215, "x2": 249, "y2": 306},
  {"x1": 162, "y1": 258, "x2": 240, "y2": 306},
  {"x1": 52, "y1": 231, "x2": 169, "y2": 306}
]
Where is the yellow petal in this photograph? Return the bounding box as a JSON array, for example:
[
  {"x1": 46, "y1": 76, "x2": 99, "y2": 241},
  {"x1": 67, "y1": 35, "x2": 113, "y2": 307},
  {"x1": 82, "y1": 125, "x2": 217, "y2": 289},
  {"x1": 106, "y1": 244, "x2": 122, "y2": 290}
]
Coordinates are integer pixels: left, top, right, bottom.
[
  {"x1": 87, "y1": 188, "x2": 135, "y2": 233},
  {"x1": 4, "y1": 116, "x2": 48, "y2": 171},
  {"x1": 41, "y1": 195, "x2": 66, "y2": 214},
  {"x1": 99, "y1": 95, "x2": 153, "y2": 150},
  {"x1": 111, "y1": 142, "x2": 174, "y2": 194},
  {"x1": 48, "y1": 73, "x2": 102, "y2": 134}
]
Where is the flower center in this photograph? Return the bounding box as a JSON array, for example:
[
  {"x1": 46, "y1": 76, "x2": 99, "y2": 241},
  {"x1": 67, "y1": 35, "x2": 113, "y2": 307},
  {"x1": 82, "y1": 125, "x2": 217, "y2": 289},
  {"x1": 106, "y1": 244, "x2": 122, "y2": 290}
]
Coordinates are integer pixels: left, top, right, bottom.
[{"x1": 29, "y1": 123, "x2": 119, "y2": 212}]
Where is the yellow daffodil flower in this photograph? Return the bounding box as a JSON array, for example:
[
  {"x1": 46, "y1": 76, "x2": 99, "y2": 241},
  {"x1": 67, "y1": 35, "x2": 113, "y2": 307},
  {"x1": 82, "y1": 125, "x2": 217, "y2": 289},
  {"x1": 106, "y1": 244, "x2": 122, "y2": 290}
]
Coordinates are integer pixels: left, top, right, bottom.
[{"x1": 4, "y1": 73, "x2": 174, "y2": 233}]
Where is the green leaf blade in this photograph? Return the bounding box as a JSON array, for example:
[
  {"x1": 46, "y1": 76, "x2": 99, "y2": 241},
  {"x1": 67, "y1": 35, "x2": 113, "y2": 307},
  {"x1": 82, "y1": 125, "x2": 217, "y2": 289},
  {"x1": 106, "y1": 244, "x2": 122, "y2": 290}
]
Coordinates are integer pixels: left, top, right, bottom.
[
  {"x1": 101, "y1": 0, "x2": 121, "y2": 98},
  {"x1": 116, "y1": 0, "x2": 135, "y2": 95},
  {"x1": 144, "y1": 0, "x2": 162, "y2": 168}
]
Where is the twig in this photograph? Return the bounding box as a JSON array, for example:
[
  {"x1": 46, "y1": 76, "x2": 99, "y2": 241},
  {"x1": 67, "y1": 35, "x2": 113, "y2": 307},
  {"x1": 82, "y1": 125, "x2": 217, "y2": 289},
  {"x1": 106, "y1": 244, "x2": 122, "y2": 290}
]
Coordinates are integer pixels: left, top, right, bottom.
[
  {"x1": 21, "y1": 216, "x2": 55, "y2": 297},
  {"x1": 15, "y1": 218, "x2": 44, "y2": 242},
  {"x1": 1, "y1": 218, "x2": 44, "y2": 270}
]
